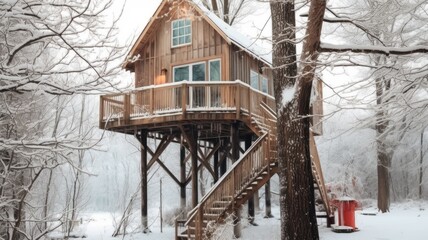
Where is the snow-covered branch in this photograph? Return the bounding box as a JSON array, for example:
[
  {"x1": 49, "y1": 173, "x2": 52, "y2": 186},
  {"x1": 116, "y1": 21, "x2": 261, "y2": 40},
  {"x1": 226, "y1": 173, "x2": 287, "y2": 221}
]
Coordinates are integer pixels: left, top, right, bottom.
[{"x1": 320, "y1": 43, "x2": 428, "y2": 56}]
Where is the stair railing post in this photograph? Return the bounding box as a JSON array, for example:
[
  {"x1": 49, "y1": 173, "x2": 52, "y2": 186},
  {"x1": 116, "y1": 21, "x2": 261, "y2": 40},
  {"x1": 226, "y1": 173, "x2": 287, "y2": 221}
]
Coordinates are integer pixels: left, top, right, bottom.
[{"x1": 198, "y1": 204, "x2": 204, "y2": 239}]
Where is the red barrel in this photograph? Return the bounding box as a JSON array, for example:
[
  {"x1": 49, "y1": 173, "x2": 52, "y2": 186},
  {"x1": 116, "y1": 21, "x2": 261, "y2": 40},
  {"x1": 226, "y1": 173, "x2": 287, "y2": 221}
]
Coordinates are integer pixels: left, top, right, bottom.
[{"x1": 335, "y1": 197, "x2": 358, "y2": 229}]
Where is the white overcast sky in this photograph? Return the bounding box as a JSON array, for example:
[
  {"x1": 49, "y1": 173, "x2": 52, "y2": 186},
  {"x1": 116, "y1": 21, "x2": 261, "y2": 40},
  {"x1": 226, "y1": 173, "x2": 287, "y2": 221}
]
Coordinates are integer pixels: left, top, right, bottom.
[{"x1": 116, "y1": 0, "x2": 162, "y2": 44}]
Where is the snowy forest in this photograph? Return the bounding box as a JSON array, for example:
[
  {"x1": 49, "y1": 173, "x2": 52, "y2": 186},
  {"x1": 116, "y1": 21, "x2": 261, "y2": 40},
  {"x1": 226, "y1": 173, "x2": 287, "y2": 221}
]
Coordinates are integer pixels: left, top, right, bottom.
[{"x1": 1, "y1": 0, "x2": 427, "y2": 240}]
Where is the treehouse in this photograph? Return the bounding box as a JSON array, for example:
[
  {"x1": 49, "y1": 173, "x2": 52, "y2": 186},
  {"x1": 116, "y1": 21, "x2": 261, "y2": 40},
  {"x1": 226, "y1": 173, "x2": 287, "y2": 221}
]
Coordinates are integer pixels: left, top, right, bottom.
[{"x1": 99, "y1": 0, "x2": 330, "y2": 239}]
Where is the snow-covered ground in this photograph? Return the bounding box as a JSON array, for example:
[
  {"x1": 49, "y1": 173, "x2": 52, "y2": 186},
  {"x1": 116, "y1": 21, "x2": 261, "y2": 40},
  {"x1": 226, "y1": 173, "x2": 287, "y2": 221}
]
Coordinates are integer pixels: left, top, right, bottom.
[{"x1": 62, "y1": 201, "x2": 428, "y2": 240}]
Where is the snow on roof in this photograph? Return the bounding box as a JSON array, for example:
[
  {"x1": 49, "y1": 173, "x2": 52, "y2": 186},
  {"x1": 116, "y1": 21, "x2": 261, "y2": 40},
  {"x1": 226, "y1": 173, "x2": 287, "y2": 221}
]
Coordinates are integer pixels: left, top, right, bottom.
[{"x1": 194, "y1": 1, "x2": 272, "y2": 65}]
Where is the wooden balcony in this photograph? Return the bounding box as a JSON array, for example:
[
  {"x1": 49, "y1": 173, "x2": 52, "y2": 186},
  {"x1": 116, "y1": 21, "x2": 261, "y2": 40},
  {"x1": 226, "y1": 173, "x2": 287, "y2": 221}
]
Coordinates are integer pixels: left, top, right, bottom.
[{"x1": 99, "y1": 80, "x2": 276, "y2": 134}]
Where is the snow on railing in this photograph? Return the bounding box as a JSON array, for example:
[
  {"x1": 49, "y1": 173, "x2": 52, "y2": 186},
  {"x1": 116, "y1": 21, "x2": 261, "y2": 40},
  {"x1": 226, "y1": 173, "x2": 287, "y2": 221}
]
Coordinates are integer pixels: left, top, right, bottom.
[{"x1": 99, "y1": 80, "x2": 275, "y2": 127}]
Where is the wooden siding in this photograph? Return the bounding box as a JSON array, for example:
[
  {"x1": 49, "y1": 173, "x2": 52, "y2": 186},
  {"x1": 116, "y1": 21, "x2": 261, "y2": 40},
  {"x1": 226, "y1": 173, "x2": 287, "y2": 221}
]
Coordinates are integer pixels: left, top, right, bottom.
[
  {"x1": 133, "y1": 2, "x2": 230, "y2": 87},
  {"x1": 230, "y1": 45, "x2": 273, "y2": 95}
]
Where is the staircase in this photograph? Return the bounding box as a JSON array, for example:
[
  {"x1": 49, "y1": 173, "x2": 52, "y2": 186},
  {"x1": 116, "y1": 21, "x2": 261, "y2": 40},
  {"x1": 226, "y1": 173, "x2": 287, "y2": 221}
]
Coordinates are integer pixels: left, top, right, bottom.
[{"x1": 176, "y1": 103, "x2": 331, "y2": 240}]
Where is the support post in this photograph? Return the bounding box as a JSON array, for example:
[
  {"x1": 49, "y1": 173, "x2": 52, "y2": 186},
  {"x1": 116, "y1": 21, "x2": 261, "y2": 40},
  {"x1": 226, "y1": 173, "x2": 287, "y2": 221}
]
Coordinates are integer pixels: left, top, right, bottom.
[
  {"x1": 264, "y1": 180, "x2": 273, "y2": 218},
  {"x1": 220, "y1": 139, "x2": 228, "y2": 176},
  {"x1": 190, "y1": 126, "x2": 199, "y2": 208},
  {"x1": 233, "y1": 207, "x2": 242, "y2": 239},
  {"x1": 245, "y1": 137, "x2": 256, "y2": 225},
  {"x1": 180, "y1": 145, "x2": 186, "y2": 212},
  {"x1": 139, "y1": 130, "x2": 149, "y2": 233},
  {"x1": 254, "y1": 190, "x2": 260, "y2": 211},
  {"x1": 231, "y1": 122, "x2": 241, "y2": 238},
  {"x1": 213, "y1": 140, "x2": 219, "y2": 183},
  {"x1": 231, "y1": 122, "x2": 240, "y2": 163}
]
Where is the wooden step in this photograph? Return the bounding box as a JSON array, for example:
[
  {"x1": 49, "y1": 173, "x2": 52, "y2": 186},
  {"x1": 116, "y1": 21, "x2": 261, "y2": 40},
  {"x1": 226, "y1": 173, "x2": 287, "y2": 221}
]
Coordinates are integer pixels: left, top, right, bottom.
[
  {"x1": 203, "y1": 213, "x2": 219, "y2": 220},
  {"x1": 209, "y1": 207, "x2": 225, "y2": 213},
  {"x1": 213, "y1": 201, "x2": 229, "y2": 208}
]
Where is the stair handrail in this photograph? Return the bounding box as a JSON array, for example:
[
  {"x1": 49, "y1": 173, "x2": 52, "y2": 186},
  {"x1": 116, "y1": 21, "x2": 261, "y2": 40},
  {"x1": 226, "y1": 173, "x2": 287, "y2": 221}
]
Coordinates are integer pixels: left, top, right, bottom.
[
  {"x1": 184, "y1": 132, "x2": 269, "y2": 230},
  {"x1": 309, "y1": 132, "x2": 332, "y2": 217}
]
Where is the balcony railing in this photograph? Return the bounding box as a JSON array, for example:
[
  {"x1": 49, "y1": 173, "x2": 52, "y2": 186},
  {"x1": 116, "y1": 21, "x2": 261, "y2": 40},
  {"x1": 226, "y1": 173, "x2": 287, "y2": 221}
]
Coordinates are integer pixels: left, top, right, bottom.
[{"x1": 99, "y1": 80, "x2": 276, "y2": 128}]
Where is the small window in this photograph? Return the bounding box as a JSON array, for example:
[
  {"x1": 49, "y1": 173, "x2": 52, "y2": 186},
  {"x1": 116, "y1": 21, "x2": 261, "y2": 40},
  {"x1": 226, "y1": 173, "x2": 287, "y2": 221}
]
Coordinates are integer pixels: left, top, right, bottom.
[
  {"x1": 172, "y1": 19, "x2": 192, "y2": 47},
  {"x1": 250, "y1": 70, "x2": 259, "y2": 89},
  {"x1": 209, "y1": 60, "x2": 221, "y2": 81}
]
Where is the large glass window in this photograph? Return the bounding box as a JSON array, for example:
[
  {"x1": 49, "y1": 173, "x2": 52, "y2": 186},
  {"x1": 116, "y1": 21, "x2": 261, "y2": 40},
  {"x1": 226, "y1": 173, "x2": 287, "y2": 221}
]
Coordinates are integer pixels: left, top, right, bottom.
[
  {"x1": 250, "y1": 70, "x2": 269, "y2": 94},
  {"x1": 192, "y1": 63, "x2": 206, "y2": 81},
  {"x1": 172, "y1": 19, "x2": 192, "y2": 47},
  {"x1": 173, "y1": 63, "x2": 206, "y2": 82},
  {"x1": 209, "y1": 60, "x2": 221, "y2": 81},
  {"x1": 174, "y1": 66, "x2": 190, "y2": 82},
  {"x1": 250, "y1": 70, "x2": 259, "y2": 89}
]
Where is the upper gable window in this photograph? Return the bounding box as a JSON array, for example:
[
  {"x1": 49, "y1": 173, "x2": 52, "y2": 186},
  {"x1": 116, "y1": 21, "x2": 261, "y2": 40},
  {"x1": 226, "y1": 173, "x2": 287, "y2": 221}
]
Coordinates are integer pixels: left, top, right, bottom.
[{"x1": 172, "y1": 19, "x2": 192, "y2": 47}]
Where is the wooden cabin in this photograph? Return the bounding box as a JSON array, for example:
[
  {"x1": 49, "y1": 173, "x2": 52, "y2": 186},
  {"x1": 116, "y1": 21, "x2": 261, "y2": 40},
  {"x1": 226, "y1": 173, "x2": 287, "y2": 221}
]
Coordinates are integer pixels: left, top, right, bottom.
[{"x1": 99, "y1": 0, "x2": 328, "y2": 239}]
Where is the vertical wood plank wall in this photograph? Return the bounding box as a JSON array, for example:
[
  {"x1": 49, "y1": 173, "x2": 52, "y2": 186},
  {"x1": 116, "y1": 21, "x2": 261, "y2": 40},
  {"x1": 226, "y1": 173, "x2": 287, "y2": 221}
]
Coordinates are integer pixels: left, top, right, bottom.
[
  {"x1": 132, "y1": 2, "x2": 274, "y2": 96},
  {"x1": 230, "y1": 46, "x2": 273, "y2": 94},
  {"x1": 134, "y1": 3, "x2": 229, "y2": 87}
]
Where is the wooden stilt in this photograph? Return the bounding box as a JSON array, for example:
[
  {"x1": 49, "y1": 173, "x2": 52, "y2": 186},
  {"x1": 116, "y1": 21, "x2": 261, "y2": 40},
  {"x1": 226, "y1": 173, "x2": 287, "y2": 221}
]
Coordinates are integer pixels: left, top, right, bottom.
[
  {"x1": 190, "y1": 126, "x2": 198, "y2": 208},
  {"x1": 220, "y1": 139, "x2": 228, "y2": 176},
  {"x1": 180, "y1": 145, "x2": 186, "y2": 211},
  {"x1": 264, "y1": 180, "x2": 273, "y2": 218},
  {"x1": 233, "y1": 207, "x2": 242, "y2": 239},
  {"x1": 213, "y1": 140, "x2": 219, "y2": 183},
  {"x1": 245, "y1": 137, "x2": 255, "y2": 224},
  {"x1": 231, "y1": 122, "x2": 241, "y2": 238},
  {"x1": 139, "y1": 130, "x2": 149, "y2": 232},
  {"x1": 231, "y1": 122, "x2": 239, "y2": 163}
]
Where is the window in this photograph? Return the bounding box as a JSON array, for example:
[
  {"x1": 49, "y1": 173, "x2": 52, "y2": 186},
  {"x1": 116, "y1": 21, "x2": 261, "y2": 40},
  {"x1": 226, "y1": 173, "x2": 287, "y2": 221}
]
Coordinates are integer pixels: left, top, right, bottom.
[
  {"x1": 209, "y1": 59, "x2": 221, "y2": 81},
  {"x1": 173, "y1": 62, "x2": 206, "y2": 82},
  {"x1": 172, "y1": 19, "x2": 192, "y2": 47},
  {"x1": 250, "y1": 70, "x2": 269, "y2": 94},
  {"x1": 261, "y1": 76, "x2": 268, "y2": 93},
  {"x1": 209, "y1": 59, "x2": 221, "y2": 107},
  {"x1": 192, "y1": 63, "x2": 205, "y2": 81},
  {"x1": 174, "y1": 66, "x2": 190, "y2": 82},
  {"x1": 250, "y1": 70, "x2": 259, "y2": 89}
]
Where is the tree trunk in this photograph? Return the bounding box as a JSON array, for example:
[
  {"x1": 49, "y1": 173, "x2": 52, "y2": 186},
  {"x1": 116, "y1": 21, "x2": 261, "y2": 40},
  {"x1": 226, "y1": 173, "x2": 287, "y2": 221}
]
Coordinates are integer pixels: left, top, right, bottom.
[
  {"x1": 376, "y1": 76, "x2": 390, "y2": 213},
  {"x1": 223, "y1": 0, "x2": 230, "y2": 24},
  {"x1": 271, "y1": 0, "x2": 326, "y2": 239}
]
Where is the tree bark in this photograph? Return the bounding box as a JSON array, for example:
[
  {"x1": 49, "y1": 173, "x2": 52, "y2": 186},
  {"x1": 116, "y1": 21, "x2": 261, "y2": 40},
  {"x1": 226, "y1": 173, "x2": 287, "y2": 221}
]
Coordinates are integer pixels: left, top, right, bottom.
[
  {"x1": 271, "y1": 0, "x2": 326, "y2": 239},
  {"x1": 376, "y1": 76, "x2": 390, "y2": 213},
  {"x1": 211, "y1": 0, "x2": 219, "y2": 17}
]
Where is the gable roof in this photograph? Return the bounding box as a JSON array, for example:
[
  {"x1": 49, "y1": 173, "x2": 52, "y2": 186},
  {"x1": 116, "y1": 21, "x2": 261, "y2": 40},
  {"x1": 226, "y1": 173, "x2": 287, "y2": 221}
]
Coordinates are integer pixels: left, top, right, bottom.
[
  {"x1": 124, "y1": 0, "x2": 272, "y2": 69},
  {"x1": 194, "y1": 1, "x2": 272, "y2": 65}
]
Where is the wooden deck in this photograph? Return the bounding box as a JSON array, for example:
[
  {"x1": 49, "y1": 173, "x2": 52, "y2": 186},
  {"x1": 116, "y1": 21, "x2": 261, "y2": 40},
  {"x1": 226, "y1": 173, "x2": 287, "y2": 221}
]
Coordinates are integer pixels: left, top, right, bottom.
[
  {"x1": 99, "y1": 80, "x2": 332, "y2": 239},
  {"x1": 99, "y1": 80, "x2": 276, "y2": 134}
]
